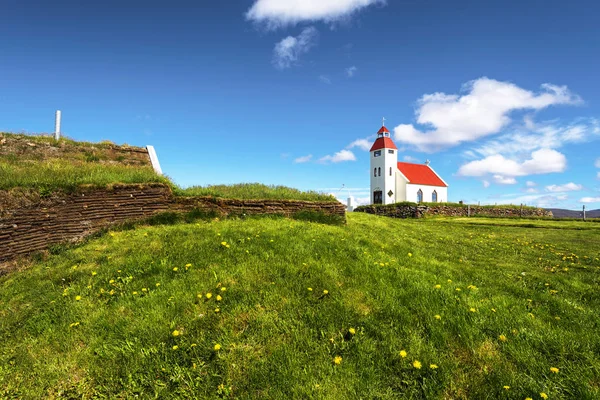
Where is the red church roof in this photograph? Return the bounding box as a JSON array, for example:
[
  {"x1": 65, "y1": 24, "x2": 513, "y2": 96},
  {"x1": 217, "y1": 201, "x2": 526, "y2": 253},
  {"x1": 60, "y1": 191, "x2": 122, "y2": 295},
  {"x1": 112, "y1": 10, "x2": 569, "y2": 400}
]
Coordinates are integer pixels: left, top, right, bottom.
[
  {"x1": 397, "y1": 162, "x2": 447, "y2": 187},
  {"x1": 370, "y1": 137, "x2": 398, "y2": 152},
  {"x1": 377, "y1": 125, "x2": 390, "y2": 134}
]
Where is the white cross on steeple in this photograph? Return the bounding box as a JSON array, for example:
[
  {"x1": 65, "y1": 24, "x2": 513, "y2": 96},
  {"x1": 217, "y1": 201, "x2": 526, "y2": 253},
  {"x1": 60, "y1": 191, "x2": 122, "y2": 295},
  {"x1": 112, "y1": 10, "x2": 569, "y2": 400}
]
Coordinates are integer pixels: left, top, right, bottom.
[{"x1": 382, "y1": 117, "x2": 386, "y2": 126}]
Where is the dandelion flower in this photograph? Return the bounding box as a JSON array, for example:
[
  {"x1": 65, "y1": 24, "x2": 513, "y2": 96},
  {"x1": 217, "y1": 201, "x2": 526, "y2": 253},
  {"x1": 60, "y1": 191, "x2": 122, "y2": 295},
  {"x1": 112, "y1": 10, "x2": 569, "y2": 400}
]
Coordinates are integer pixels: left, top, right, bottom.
[
  {"x1": 550, "y1": 367, "x2": 559, "y2": 373},
  {"x1": 133, "y1": 291, "x2": 138, "y2": 295},
  {"x1": 456, "y1": 288, "x2": 462, "y2": 292},
  {"x1": 447, "y1": 279, "x2": 452, "y2": 283},
  {"x1": 172, "y1": 330, "x2": 180, "y2": 337},
  {"x1": 173, "y1": 267, "x2": 178, "y2": 271},
  {"x1": 399, "y1": 350, "x2": 407, "y2": 358},
  {"x1": 413, "y1": 360, "x2": 422, "y2": 369},
  {"x1": 214, "y1": 344, "x2": 221, "y2": 351},
  {"x1": 221, "y1": 287, "x2": 226, "y2": 292},
  {"x1": 216, "y1": 295, "x2": 222, "y2": 301},
  {"x1": 499, "y1": 334, "x2": 507, "y2": 342},
  {"x1": 408, "y1": 253, "x2": 412, "y2": 257},
  {"x1": 333, "y1": 356, "x2": 342, "y2": 365},
  {"x1": 491, "y1": 308, "x2": 496, "y2": 312},
  {"x1": 308, "y1": 287, "x2": 313, "y2": 291},
  {"x1": 185, "y1": 263, "x2": 192, "y2": 267},
  {"x1": 429, "y1": 364, "x2": 438, "y2": 369},
  {"x1": 540, "y1": 393, "x2": 548, "y2": 399},
  {"x1": 214, "y1": 308, "x2": 220, "y2": 313},
  {"x1": 349, "y1": 328, "x2": 356, "y2": 335},
  {"x1": 75, "y1": 296, "x2": 81, "y2": 301},
  {"x1": 206, "y1": 293, "x2": 212, "y2": 299},
  {"x1": 469, "y1": 308, "x2": 476, "y2": 312},
  {"x1": 172, "y1": 345, "x2": 178, "y2": 350},
  {"x1": 109, "y1": 279, "x2": 115, "y2": 284},
  {"x1": 503, "y1": 386, "x2": 510, "y2": 390},
  {"x1": 91, "y1": 271, "x2": 97, "y2": 276},
  {"x1": 434, "y1": 284, "x2": 441, "y2": 289},
  {"x1": 526, "y1": 398, "x2": 533, "y2": 400},
  {"x1": 434, "y1": 315, "x2": 441, "y2": 320},
  {"x1": 323, "y1": 290, "x2": 329, "y2": 295},
  {"x1": 69, "y1": 322, "x2": 80, "y2": 328},
  {"x1": 156, "y1": 283, "x2": 161, "y2": 287}
]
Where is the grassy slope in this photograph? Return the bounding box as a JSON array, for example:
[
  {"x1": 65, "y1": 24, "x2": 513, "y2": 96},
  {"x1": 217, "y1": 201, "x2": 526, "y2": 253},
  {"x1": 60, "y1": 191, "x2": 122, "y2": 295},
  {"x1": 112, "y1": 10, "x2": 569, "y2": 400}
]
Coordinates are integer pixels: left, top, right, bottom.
[{"x1": 1, "y1": 214, "x2": 599, "y2": 399}]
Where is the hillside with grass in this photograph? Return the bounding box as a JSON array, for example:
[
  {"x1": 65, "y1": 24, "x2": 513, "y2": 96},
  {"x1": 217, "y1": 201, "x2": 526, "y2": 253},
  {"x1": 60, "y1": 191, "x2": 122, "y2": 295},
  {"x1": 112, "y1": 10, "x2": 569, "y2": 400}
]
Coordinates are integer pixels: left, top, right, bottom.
[{"x1": 1, "y1": 213, "x2": 599, "y2": 399}]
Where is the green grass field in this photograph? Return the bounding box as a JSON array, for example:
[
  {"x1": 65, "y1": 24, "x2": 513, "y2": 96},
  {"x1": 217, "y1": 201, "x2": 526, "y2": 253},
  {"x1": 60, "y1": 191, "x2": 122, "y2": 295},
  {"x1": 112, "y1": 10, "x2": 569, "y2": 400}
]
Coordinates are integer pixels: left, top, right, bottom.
[{"x1": 1, "y1": 214, "x2": 599, "y2": 399}]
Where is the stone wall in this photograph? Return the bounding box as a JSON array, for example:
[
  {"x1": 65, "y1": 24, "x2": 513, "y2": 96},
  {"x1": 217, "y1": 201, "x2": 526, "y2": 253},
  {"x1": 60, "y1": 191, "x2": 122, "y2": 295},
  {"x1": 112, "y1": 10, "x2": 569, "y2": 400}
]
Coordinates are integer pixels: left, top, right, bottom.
[
  {"x1": 0, "y1": 184, "x2": 345, "y2": 263},
  {"x1": 354, "y1": 203, "x2": 552, "y2": 219}
]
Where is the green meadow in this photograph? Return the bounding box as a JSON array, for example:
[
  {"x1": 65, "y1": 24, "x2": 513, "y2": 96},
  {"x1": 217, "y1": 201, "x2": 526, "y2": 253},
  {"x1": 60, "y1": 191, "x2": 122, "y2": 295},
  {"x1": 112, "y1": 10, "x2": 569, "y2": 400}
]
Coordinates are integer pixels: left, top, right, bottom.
[{"x1": 1, "y1": 213, "x2": 599, "y2": 399}]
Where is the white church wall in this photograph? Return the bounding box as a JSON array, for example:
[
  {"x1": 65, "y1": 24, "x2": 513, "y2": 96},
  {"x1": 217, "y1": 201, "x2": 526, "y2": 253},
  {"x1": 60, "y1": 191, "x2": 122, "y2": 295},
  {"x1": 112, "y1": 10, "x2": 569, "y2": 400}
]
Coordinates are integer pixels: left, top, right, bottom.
[
  {"x1": 394, "y1": 172, "x2": 408, "y2": 202},
  {"x1": 370, "y1": 148, "x2": 397, "y2": 204},
  {"x1": 406, "y1": 184, "x2": 448, "y2": 203}
]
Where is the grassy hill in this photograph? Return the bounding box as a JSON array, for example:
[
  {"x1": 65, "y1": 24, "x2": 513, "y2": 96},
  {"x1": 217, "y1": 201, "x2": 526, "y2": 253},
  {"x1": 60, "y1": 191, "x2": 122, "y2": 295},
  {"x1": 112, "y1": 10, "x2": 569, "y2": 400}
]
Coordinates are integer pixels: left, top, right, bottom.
[{"x1": 1, "y1": 213, "x2": 599, "y2": 399}]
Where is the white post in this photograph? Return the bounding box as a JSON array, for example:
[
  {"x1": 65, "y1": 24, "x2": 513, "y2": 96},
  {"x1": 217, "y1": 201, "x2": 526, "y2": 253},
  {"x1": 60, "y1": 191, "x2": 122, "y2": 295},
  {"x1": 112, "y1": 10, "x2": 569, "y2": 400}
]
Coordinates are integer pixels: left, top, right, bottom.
[
  {"x1": 146, "y1": 145, "x2": 163, "y2": 175},
  {"x1": 54, "y1": 110, "x2": 61, "y2": 140},
  {"x1": 583, "y1": 205, "x2": 586, "y2": 221}
]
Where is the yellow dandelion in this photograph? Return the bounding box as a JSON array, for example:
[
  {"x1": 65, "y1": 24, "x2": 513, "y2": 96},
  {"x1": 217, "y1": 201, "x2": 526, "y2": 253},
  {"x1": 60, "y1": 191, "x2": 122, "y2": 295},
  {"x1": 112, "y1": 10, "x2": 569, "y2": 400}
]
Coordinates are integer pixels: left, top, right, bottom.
[
  {"x1": 221, "y1": 287, "x2": 226, "y2": 292},
  {"x1": 109, "y1": 279, "x2": 115, "y2": 284},
  {"x1": 540, "y1": 393, "x2": 548, "y2": 399},
  {"x1": 75, "y1": 296, "x2": 81, "y2": 301},
  {"x1": 172, "y1": 330, "x2": 180, "y2": 337},
  {"x1": 172, "y1": 345, "x2": 178, "y2": 350},
  {"x1": 399, "y1": 350, "x2": 407, "y2": 358},
  {"x1": 491, "y1": 308, "x2": 497, "y2": 312},
  {"x1": 206, "y1": 293, "x2": 212, "y2": 299},
  {"x1": 214, "y1": 343, "x2": 221, "y2": 351},
  {"x1": 434, "y1": 314, "x2": 441, "y2": 320},
  {"x1": 156, "y1": 283, "x2": 160, "y2": 287},
  {"x1": 456, "y1": 288, "x2": 462, "y2": 292},
  {"x1": 69, "y1": 322, "x2": 80, "y2": 328},
  {"x1": 349, "y1": 328, "x2": 356, "y2": 335},
  {"x1": 447, "y1": 279, "x2": 452, "y2": 283},
  {"x1": 308, "y1": 287, "x2": 313, "y2": 291},
  {"x1": 216, "y1": 295, "x2": 222, "y2": 301},
  {"x1": 499, "y1": 334, "x2": 507, "y2": 342},
  {"x1": 323, "y1": 290, "x2": 329, "y2": 295},
  {"x1": 434, "y1": 284, "x2": 441, "y2": 289},
  {"x1": 132, "y1": 291, "x2": 138, "y2": 295},
  {"x1": 408, "y1": 253, "x2": 412, "y2": 257},
  {"x1": 173, "y1": 267, "x2": 178, "y2": 271},
  {"x1": 91, "y1": 271, "x2": 97, "y2": 276},
  {"x1": 469, "y1": 308, "x2": 476, "y2": 312},
  {"x1": 550, "y1": 367, "x2": 559, "y2": 373},
  {"x1": 429, "y1": 364, "x2": 438, "y2": 369},
  {"x1": 413, "y1": 360, "x2": 422, "y2": 369},
  {"x1": 185, "y1": 263, "x2": 192, "y2": 267},
  {"x1": 503, "y1": 386, "x2": 510, "y2": 390},
  {"x1": 215, "y1": 308, "x2": 220, "y2": 313},
  {"x1": 526, "y1": 398, "x2": 533, "y2": 400},
  {"x1": 333, "y1": 356, "x2": 342, "y2": 365}
]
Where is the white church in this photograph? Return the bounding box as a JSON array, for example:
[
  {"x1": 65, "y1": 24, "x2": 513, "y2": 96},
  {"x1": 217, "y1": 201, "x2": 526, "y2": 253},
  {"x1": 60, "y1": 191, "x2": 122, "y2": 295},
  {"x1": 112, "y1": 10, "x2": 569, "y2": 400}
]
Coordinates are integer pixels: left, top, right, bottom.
[{"x1": 370, "y1": 124, "x2": 448, "y2": 205}]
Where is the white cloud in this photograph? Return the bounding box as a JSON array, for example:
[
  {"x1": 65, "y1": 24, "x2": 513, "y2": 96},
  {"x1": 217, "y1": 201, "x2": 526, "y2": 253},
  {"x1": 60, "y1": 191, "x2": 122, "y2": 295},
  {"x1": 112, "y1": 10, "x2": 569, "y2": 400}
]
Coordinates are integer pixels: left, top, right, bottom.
[
  {"x1": 294, "y1": 154, "x2": 313, "y2": 163},
  {"x1": 272, "y1": 27, "x2": 318, "y2": 69},
  {"x1": 482, "y1": 180, "x2": 490, "y2": 188},
  {"x1": 393, "y1": 77, "x2": 582, "y2": 152},
  {"x1": 493, "y1": 175, "x2": 517, "y2": 185},
  {"x1": 403, "y1": 155, "x2": 420, "y2": 162},
  {"x1": 319, "y1": 149, "x2": 356, "y2": 163},
  {"x1": 346, "y1": 66, "x2": 358, "y2": 77},
  {"x1": 247, "y1": 0, "x2": 385, "y2": 27},
  {"x1": 595, "y1": 158, "x2": 600, "y2": 168},
  {"x1": 580, "y1": 197, "x2": 600, "y2": 203},
  {"x1": 526, "y1": 180, "x2": 537, "y2": 187},
  {"x1": 347, "y1": 138, "x2": 371, "y2": 151},
  {"x1": 545, "y1": 182, "x2": 582, "y2": 192},
  {"x1": 319, "y1": 75, "x2": 332, "y2": 84},
  {"x1": 457, "y1": 148, "x2": 567, "y2": 177},
  {"x1": 597, "y1": 172, "x2": 600, "y2": 179},
  {"x1": 482, "y1": 193, "x2": 569, "y2": 208},
  {"x1": 469, "y1": 118, "x2": 599, "y2": 158},
  {"x1": 525, "y1": 188, "x2": 538, "y2": 193}
]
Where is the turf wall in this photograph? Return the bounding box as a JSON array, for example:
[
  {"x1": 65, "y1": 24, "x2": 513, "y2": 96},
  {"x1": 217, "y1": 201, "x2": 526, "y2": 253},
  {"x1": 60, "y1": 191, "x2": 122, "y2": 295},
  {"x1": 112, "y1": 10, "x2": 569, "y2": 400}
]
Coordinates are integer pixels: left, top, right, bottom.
[
  {"x1": 354, "y1": 203, "x2": 552, "y2": 218},
  {"x1": 0, "y1": 184, "x2": 345, "y2": 263}
]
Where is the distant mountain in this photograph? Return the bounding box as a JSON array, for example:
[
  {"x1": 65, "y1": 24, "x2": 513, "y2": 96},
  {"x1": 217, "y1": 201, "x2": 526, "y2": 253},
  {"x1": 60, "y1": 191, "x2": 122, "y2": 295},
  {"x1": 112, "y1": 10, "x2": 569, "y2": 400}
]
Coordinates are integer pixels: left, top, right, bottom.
[{"x1": 546, "y1": 208, "x2": 600, "y2": 218}]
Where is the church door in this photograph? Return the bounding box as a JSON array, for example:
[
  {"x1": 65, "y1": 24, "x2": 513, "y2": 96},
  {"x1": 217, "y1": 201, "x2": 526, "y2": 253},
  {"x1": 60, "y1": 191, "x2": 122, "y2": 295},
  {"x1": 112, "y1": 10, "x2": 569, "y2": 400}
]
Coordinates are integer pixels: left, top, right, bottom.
[{"x1": 373, "y1": 190, "x2": 383, "y2": 204}]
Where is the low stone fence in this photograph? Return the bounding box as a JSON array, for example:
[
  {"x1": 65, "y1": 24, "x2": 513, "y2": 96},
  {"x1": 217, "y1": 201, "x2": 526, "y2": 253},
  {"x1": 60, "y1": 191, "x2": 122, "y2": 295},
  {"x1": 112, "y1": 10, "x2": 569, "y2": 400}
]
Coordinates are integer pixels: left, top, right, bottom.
[
  {"x1": 0, "y1": 184, "x2": 345, "y2": 262},
  {"x1": 354, "y1": 203, "x2": 552, "y2": 219}
]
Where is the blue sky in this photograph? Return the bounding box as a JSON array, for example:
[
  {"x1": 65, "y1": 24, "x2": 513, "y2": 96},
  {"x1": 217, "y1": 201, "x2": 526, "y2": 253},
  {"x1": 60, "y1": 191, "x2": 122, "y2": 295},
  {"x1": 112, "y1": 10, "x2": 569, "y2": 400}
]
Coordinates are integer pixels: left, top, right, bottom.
[{"x1": 1, "y1": 0, "x2": 599, "y2": 209}]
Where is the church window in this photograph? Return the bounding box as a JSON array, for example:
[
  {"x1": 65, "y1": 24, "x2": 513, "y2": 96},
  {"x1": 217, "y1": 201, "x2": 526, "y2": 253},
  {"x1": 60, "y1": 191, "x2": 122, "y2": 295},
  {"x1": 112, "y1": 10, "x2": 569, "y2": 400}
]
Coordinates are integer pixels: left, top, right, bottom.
[
  {"x1": 374, "y1": 150, "x2": 381, "y2": 157},
  {"x1": 432, "y1": 190, "x2": 438, "y2": 202},
  {"x1": 388, "y1": 149, "x2": 394, "y2": 154},
  {"x1": 389, "y1": 167, "x2": 392, "y2": 176},
  {"x1": 417, "y1": 189, "x2": 423, "y2": 203},
  {"x1": 378, "y1": 167, "x2": 381, "y2": 176},
  {"x1": 374, "y1": 168, "x2": 377, "y2": 177}
]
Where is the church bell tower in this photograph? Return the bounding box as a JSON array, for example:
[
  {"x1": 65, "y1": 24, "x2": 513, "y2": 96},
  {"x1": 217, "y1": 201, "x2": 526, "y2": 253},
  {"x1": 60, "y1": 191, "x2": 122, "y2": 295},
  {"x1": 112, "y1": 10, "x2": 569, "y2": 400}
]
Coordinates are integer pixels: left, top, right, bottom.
[{"x1": 370, "y1": 120, "x2": 398, "y2": 204}]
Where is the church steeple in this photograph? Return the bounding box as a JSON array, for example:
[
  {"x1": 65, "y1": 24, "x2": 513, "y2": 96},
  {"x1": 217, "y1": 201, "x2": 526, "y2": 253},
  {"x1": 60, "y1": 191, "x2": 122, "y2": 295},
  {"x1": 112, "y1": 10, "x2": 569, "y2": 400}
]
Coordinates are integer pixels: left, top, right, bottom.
[{"x1": 370, "y1": 120, "x2": 398, "y2": 205}]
